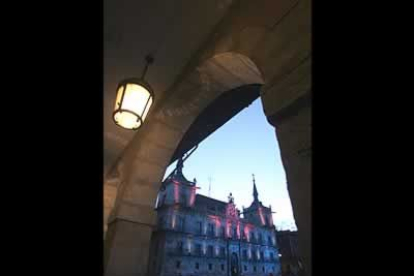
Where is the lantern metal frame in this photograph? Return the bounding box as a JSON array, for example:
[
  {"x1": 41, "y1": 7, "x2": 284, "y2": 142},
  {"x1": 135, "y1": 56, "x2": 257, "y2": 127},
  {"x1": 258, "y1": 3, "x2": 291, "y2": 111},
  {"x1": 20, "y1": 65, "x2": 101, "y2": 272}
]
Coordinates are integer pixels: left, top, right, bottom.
[{"x1": 112, "y1": 55, "x2": 155, "y2": 130}]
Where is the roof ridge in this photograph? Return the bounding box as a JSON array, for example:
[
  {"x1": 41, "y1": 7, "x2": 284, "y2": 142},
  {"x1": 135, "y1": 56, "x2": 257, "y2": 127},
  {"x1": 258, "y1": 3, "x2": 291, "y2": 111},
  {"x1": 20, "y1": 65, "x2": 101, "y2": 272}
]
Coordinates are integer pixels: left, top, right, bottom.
[{"x1": 196, "y1": 194, "x2": 228, "y2": 204}]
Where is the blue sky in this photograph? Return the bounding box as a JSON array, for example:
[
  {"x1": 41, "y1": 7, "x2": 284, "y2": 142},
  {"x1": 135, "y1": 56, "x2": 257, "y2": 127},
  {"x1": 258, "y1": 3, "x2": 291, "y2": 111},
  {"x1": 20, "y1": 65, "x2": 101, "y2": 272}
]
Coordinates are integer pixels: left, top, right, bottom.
[{"x1": 164, "y1": 98, "x2": 297, "y2": 230}]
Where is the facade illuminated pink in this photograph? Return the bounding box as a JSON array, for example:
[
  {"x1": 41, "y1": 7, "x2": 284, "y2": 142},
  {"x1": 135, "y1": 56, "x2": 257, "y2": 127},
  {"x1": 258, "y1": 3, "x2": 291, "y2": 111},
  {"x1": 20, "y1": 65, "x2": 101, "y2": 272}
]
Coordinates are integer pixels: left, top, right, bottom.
[{"x1": 149, "y1": 159, "x2": 281, "y2": 276}]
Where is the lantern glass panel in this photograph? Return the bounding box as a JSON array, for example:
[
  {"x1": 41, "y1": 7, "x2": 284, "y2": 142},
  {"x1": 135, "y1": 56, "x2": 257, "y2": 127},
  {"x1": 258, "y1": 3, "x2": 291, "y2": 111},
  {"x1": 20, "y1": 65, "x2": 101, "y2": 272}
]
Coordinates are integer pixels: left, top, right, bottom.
[{"x1": 122, "y1": 83, "x2": 151, "y2": 114}]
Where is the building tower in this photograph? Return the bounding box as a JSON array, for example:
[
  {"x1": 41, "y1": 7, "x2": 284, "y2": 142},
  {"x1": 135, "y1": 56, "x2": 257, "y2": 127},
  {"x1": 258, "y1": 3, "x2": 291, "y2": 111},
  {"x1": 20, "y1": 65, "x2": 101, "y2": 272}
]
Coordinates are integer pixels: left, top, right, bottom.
[{"x1": 243, "y1": 174, "x2": 275, "y2": 228}]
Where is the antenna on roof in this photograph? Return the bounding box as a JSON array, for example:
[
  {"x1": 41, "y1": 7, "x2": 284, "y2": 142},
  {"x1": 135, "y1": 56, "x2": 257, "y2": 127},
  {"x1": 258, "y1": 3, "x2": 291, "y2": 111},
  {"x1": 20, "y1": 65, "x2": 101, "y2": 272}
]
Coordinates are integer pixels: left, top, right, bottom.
[{"x1": 208, "y1": 176, "x2": 212, "y2": 197}]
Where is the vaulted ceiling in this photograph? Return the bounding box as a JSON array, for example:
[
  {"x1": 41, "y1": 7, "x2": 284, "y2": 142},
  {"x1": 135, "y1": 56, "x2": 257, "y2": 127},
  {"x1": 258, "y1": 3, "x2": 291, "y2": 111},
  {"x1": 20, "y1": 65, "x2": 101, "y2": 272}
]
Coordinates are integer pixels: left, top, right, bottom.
[
  {"x1": 104, "y1": 0, "x2": 308, "y2": 175},
  {"x1": 104, "y1": 0, "x2": 236, "y2": 172}
]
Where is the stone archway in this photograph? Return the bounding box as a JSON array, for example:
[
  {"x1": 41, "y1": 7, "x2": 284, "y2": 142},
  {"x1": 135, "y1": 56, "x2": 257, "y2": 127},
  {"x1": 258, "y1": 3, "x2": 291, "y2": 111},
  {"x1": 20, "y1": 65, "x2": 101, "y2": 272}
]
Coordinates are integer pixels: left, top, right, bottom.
[
  {"x1": 104, "y1": 52, "x2": 265, "y2": 276},
  {"x1": 104, "y1": 1, "x2": 311, "y2": 275}
]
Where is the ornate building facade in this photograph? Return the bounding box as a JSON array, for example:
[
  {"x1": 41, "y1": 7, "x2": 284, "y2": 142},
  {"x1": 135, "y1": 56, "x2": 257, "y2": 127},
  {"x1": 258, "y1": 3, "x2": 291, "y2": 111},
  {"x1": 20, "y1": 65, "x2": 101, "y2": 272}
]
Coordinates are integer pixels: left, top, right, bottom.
[{"x1": 148, "y1": 159, "x2": 281, "y2": 276}]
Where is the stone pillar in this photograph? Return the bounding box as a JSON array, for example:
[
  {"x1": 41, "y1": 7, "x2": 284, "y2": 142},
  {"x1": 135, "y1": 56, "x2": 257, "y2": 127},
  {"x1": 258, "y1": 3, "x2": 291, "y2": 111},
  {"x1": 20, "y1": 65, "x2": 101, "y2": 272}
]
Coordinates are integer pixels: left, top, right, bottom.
[
  {"x1": 104, "y1": 217, "x2": 154, "y2": 276},
  {"x1": 103, "y1": 114, "x2": 187, "y2": 276},
  {"x1": 104, "y1": 177, "x2": 160, "y2": 276},
  {"x1": 267, "y1": 93, "x2": 311, "y2": 276},
  {"x1": 104, "y1": 179, "x2": 119, "y2": 239}
]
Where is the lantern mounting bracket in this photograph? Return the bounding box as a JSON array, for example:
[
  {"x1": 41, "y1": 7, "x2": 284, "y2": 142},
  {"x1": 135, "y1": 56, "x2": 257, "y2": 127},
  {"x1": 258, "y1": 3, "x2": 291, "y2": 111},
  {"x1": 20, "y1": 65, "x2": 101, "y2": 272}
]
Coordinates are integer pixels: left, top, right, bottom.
[{"x1": 141, "y1": 54, "x2": 155, "y2": 79}]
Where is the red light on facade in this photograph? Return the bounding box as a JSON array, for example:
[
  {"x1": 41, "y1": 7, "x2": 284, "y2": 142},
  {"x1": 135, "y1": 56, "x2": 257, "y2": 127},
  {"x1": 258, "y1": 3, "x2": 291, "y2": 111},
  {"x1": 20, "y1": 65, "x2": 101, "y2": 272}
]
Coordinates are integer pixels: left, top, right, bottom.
[
  {"x1": 244, "y1": 225, "x2": 251, "y2": 242},
  {"x1": 174, "y1": 183, "x2": 179, "y2": 203},
  {"x1": 189, "y1": 187, "x2": 196, "y2": 206},
  {"x1": 226, "y1": 220, "x2": 231, "y2": 238},
  {"x1": 258, "y1": 206, "x2": 265, "y2": 225},
  {"x1": 208, "y1": 215, "x2": 222, "y2": 236}
]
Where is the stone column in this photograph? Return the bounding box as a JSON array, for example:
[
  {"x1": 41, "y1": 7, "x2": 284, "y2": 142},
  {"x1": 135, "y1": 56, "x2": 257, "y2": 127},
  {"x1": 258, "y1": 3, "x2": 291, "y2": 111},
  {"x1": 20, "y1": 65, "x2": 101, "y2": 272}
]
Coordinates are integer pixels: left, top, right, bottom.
[
  {"x1": 103, "y1": 114, "x2": 187, "y2": 276},
  {"x1": 267, "y1": 93, "x2": 311, "y2": 276},
  {"x1": 104, "y1": 179, "x2": 119, "y2": 239},
  {"x1": 105, "y1": 218, "x2": 155, "y2": 276},
  {"x1": 104, "y1": 176, "x2": 160, "y2": 276}
]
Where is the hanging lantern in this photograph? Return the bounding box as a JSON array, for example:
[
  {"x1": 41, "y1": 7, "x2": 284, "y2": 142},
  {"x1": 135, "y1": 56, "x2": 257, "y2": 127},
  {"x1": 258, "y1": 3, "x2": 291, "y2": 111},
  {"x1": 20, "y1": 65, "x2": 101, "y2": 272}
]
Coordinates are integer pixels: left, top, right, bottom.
[{"x1": 113, "y1": 55, "x2": 155, "y2": 130}]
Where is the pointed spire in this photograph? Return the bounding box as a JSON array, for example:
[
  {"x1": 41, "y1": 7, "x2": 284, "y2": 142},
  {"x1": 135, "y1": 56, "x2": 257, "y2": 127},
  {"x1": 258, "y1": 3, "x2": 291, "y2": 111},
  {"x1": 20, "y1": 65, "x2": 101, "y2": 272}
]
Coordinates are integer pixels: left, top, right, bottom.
[{"x1": 253, "y1": 174, "x2": 259, "y2": 202}]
